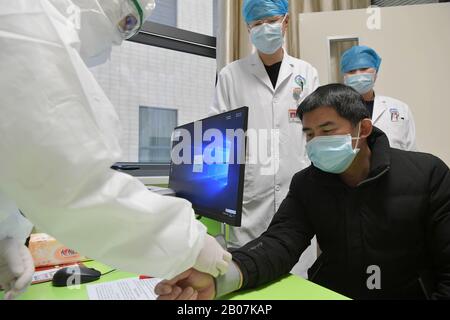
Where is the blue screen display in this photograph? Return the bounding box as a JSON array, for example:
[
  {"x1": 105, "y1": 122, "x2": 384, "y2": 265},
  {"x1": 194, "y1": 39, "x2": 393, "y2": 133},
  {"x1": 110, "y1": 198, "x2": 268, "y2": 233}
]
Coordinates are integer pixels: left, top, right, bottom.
[{"x1": 169, "y1": 108, "x2": 248, "y2": 226}]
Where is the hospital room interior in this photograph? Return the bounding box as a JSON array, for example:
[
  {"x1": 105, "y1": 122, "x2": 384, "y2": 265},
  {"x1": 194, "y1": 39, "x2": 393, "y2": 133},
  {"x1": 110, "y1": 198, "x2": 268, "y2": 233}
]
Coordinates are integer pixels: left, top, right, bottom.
[{"x1": 0, "y1": 0, "x2": 450, "y2": 303}]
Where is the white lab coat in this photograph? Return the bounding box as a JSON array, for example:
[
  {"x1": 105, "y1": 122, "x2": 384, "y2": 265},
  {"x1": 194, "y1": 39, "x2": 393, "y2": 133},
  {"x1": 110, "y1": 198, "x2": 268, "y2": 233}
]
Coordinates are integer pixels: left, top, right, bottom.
[
  {"x1": 372, "y1": 95, "x2": 417, "y2": 151},
  {"x1": 211, "y1": 50, "x2": 319, "y2": 278},
  {"x1": 0, "y1": 0, "x2": 206, "y2": 280}
]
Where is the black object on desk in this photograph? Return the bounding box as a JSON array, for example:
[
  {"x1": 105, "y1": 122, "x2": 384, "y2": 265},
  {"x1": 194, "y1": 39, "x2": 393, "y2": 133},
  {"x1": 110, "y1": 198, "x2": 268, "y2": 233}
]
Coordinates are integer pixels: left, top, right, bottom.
[{"x1": 52, "y1": 266, "x2": 101, "y2": 287}]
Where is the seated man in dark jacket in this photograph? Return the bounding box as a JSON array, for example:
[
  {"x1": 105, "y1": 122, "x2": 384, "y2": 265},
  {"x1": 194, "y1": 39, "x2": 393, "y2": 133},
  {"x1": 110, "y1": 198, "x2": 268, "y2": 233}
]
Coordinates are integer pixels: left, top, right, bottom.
[{"x1": 155, "y1": 84, "x2": 450, "y2": 300}]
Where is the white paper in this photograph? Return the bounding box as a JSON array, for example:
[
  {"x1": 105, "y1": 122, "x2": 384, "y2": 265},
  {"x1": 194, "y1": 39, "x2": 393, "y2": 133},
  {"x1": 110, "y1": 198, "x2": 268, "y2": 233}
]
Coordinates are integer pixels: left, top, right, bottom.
[{"x1": 87, "y1": 278, "x2": 162, "y2": 300}]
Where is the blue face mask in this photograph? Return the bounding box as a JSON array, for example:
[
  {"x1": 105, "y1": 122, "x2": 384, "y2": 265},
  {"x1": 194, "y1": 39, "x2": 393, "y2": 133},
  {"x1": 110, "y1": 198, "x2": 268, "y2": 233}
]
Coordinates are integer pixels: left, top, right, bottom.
[
  {"x1": 250, "y1": 15, "x2": 286, "y2": 55},
  {"x1": 306, "y1": 125, "x2": 362, "y2": 174},
  {"x1": 344, "y1": 73, "x2": 375, "y2": 95}
]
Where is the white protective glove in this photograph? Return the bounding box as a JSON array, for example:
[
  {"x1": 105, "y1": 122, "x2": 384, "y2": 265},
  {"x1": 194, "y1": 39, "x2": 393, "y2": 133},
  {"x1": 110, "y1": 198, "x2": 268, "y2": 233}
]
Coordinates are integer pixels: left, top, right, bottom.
[
  {"x1": 193, "y1": 235, "x2": 232, "y2": 277},
  {"x1": 0, "y1": 238, "x2": 35, "y2": 300}
]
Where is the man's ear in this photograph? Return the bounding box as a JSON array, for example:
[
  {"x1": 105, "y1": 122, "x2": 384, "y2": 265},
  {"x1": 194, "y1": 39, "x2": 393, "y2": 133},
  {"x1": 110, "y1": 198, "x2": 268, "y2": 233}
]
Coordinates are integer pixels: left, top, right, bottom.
[
  {"x1": 284, "y1": 14, "x2": 290, "y2": 30},
  {"x1": 360, "y1": 118, "x2": 373, "y2": 139}
]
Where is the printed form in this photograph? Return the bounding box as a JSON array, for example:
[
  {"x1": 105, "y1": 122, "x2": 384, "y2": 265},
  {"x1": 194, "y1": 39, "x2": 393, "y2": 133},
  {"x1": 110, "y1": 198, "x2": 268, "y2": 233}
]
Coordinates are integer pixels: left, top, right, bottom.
[{"x1": 87, "y1": 278, "x2": 162, "y2": 300}]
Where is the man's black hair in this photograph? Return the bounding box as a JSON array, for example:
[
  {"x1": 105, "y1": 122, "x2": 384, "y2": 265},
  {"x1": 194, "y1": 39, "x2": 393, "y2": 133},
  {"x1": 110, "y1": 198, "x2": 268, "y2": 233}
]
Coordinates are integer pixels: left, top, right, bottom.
[{"x1": 297, "y1": 84, "x2": 370, "y2": 126}]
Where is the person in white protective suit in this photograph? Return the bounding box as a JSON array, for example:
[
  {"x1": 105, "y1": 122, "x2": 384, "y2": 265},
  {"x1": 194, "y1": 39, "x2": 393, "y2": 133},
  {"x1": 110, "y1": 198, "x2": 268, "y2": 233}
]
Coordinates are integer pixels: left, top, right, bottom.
[{"x1": 0, "y1": 0, "x2": 231, "y2": 300}]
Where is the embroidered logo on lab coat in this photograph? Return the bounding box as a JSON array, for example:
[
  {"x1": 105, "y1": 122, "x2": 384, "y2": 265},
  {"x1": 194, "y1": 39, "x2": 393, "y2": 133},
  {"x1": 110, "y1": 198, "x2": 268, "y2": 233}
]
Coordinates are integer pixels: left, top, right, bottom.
[
  {"x1": 295, "y1": 75, "x2": 306, "y2": 90},
  {"x1": 390, "y1": 108, "x2": 400, "y2": 122}
]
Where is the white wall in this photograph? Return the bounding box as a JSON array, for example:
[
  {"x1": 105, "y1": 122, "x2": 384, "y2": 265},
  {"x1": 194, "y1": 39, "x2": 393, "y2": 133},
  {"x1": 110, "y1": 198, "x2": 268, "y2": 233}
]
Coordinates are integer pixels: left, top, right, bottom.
[
  {"x1": 299, "y1": 3, "x2": 450, "y2": 165},
  {"x1": 177, "y1": 0, "x2": 214, "y2": 35}
]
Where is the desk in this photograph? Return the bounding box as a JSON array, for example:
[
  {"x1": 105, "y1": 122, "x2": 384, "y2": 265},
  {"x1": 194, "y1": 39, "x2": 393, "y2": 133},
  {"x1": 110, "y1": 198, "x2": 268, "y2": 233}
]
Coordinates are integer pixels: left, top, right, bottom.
[
  {"x1": 0, "y1": 261, "x2": 348, "y2": 300},
  {"x1": 226, "y1": 275, "x2": 349, "y2": 300}
]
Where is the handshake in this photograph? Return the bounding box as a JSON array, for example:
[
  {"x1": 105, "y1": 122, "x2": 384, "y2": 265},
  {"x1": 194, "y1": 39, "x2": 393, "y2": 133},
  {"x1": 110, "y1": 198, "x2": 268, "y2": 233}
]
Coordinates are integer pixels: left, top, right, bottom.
[
  {"x1": 156, "y1": 235, "x2": 241, "y2": 300},
  {"x1": 0, "y1": 234, "x2": 236, "y2": 300},
  {"x1": 155, "y1": 268, "x2": 217, "y2": 300}
]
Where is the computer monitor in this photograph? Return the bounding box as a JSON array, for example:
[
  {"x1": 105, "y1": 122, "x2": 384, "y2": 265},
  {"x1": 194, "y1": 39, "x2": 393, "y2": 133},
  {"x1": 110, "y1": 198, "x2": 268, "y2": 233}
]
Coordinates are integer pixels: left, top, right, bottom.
[{"x1": 169, "y1": 107, "x2": 248, "y2": 227}]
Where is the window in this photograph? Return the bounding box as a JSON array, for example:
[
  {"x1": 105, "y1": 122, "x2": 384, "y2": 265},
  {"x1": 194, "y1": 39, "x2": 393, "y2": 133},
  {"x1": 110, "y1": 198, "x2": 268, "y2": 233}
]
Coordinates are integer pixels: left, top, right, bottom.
[
  {"x1": 147, "y1": 0, "x2": 177, "y2": 27},
  {"x1": 89, "y1": 0, "x2": 218, "y2": 177},
  {"x1": 146, "y1": 0, "x2": 219, "y2": 36},
  {"x1": 139, "y1": 107, "x2": 177, "y2": 164},
  {"x1": 90, "y1": 42, "x2": 216, "y2": 163}
]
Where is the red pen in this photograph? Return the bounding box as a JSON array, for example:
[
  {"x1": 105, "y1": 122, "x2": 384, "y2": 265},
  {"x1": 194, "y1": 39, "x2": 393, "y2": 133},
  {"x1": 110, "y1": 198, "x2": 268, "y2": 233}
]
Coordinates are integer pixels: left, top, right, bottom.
[{"x1": 139, "y1": 275, "x2": 152, "y2": 280}]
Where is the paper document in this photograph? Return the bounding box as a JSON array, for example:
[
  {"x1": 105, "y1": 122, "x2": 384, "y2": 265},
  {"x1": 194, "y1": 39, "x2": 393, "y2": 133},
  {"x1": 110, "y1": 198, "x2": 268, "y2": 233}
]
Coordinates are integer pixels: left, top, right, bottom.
[{"x1": 87, "y1": 278, "x2": 162, "y2": 300}]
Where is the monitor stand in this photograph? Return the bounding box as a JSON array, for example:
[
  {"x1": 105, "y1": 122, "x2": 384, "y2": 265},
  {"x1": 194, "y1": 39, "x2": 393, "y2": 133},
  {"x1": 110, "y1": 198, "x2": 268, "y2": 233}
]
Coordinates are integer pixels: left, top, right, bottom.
[{"x1": 214, "y1": 223, "x2": 228, "y2": 250}]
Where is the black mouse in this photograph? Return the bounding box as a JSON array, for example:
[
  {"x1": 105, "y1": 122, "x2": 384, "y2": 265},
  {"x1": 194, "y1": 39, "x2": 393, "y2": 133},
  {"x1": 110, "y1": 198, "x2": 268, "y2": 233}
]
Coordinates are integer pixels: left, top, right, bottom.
[{"x1": 52, "y1": 266, "x2": 101, "y2": 287}]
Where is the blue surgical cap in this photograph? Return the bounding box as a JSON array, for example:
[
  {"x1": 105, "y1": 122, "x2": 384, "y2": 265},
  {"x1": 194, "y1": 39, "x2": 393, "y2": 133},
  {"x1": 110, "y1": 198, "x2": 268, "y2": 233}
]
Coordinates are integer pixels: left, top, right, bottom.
[
  {"x1": 242, "y1": 0, "x2": 289, "y2": 24},
  {"x1": 340, "y1": 46, "x2": 382, "y2": 74}
]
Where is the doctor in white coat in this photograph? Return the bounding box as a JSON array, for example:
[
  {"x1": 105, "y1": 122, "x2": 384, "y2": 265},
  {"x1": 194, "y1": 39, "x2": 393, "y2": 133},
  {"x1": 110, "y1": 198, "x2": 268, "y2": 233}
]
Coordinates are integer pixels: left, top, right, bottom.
[
  {"x1": 341, "y1": 45, "x2": 417, "y2": 151},
  {"x1": 0, "y1": 0, "x2": 231, "y2": 300},
  {"x1": 210, "y1": 0, "x2": 319, "y2": 278}
]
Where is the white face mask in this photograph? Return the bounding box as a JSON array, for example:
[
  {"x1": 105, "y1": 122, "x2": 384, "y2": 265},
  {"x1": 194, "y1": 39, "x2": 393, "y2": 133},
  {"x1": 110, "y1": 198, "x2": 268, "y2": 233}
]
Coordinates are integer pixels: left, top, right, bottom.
[
  {"x1": 250, "y1": 15, "x2": 286, "y2": 55},
  {"x1": 344, "y1": 73, "x2": 376, "y2": 95},
  {"x1": 74, "y1": 0, "x2": 148, "y2": 67},
  {"x1": 306, "y1": 123, "x2": 362, "y2": 174},
  {"x1": 78, "y1": 8, "x2": 117, "y2": 67}
]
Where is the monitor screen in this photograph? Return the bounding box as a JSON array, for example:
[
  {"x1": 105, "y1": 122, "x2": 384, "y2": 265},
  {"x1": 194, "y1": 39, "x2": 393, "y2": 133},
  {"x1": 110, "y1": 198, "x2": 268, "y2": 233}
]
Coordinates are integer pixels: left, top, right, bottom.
[{"x1": 169, "y1": 107, "x2": 248, "y2": 226}]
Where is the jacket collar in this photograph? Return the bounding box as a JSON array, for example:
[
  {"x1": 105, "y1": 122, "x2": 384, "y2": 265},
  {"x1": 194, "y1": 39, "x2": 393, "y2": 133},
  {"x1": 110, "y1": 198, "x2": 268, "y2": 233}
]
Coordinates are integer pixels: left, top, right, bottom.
[
  {"x1": 248, "y1": 49, "x2": 294, "y2": 93},
  {"x1": 308, "y1": 127, "x2": 392, "y2": 188},
  {"x1": 366, "y1": 126, "x2": 392, "y2": 180}
]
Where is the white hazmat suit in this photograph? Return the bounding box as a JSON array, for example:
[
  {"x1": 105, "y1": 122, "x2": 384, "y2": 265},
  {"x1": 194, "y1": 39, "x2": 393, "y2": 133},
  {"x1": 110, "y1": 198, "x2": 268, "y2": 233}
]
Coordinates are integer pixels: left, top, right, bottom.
[{"x1": 0, "y1": 0, "x2": 230, "y2": 299}]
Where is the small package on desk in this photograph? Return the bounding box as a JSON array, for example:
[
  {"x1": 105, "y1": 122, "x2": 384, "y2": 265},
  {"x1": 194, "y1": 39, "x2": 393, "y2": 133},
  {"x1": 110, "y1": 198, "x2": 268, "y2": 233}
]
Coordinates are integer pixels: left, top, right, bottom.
[{"x1": 28, "y1": 233, "x2": 89, "y2": 268}]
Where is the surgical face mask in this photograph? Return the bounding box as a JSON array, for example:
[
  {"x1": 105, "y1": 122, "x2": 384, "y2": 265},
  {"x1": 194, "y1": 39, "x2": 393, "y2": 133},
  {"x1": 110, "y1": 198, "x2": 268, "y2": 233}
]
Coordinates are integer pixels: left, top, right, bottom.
[
  {"x1": 344, "y1": 73, "x2": 376, "y2": 95},
  {"x1": 77, "y1": 8, "x2": 116, "y2": 67},
  {"x1": 250, "y1": 15, "x2": 286, "y2": 55},
  {"x1": 75, "y1": 0, "x2": 147, "y2": 67},
  {"x1": 306, "y1": 124, "x2": 362, "y2": 174}
]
